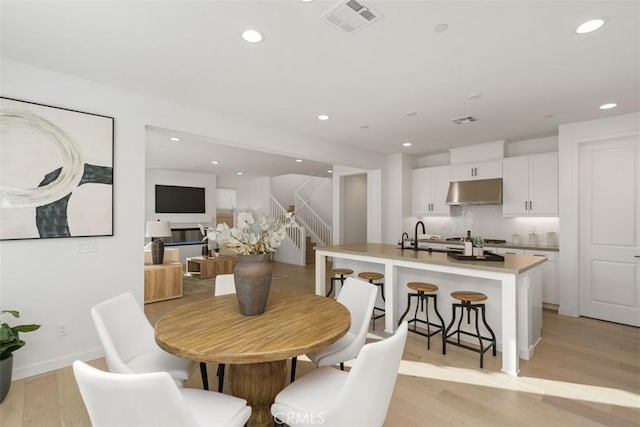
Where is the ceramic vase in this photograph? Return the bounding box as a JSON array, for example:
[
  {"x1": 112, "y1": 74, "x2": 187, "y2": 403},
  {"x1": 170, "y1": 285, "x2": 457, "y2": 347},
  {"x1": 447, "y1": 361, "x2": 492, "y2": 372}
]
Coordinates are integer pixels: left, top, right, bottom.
[{"x1": 233, "y1": 254, "x2": 272, "y2": 316}]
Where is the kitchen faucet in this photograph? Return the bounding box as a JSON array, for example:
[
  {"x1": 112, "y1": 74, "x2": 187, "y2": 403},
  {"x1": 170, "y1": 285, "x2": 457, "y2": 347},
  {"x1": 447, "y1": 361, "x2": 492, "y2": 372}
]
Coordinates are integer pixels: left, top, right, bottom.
[
  {"x1": 414, "y1": 221, "x2": 426, "y2": 251},
  {"x1": 400, "y1": 232, "x2": 409, "y2": 249}
]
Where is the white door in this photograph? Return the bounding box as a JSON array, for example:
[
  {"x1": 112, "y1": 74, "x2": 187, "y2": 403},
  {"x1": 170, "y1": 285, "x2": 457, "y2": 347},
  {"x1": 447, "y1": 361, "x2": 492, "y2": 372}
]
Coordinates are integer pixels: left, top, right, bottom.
[{"x1": 579, "y1": 136, "x2": 640, "y2": 326}]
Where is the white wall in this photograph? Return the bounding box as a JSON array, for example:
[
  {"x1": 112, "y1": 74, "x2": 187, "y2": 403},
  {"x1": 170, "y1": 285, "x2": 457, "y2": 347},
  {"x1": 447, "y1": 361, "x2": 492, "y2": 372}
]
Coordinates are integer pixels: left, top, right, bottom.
[
  {"x1": 215, "y1": 188, "x2": 236, "y2": 211},
  {"x1": 145, "y1": 169, "x2": 217, "y2": 228},
  {"x1": 558, "y1": 112, "x2": 640, "y2": 317},
  {"x1": 0, "y1": 59, "x2": 383, "y2": 379},
  {"x1": 383, "y1": 153, "x2": 416, "y2": 244},
  {"x1": 236, "y1": 176, "x2": 271, "y2": 216}
]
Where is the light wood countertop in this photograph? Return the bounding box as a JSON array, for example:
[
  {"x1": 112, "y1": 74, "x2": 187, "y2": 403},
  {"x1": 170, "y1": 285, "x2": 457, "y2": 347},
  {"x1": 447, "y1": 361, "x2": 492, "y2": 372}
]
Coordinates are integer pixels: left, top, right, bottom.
[{"x1": 320, "y1": 243, "x2": 547, "y2": 274}]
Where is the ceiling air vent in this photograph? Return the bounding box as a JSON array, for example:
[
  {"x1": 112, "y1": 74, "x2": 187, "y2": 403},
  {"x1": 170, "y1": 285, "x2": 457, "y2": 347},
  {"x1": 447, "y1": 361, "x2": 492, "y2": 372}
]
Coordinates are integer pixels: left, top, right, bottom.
[
  {"x1": 323, "y1": 0, "x2": 382, "y2": 35},
  {"x1": 451, "y1": 115, "x2": 478, "y2": 125}
]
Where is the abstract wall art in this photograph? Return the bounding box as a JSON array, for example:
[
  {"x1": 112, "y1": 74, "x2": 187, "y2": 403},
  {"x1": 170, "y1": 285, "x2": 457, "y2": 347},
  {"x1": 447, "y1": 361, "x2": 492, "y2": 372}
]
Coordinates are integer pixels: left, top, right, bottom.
[{"x1": 0, "y1": 97, "x2": 114, "y2": 240}]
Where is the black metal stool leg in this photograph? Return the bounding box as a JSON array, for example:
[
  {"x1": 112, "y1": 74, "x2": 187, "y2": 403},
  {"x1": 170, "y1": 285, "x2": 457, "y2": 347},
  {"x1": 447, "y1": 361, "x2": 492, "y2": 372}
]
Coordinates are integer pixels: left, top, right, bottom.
[
  {"x1": 199, "y1": 362, "x2": 209, "y2": 391},
  {"x1": 369, "y1": 279, "x2": 385, "y2": 331},
  {"x1": 473, "y1": 306, "x2": 485, "y2": 368},
  {"x1": 290, "y1": 357, "x2": 297, "y2": 383},
  {"x1": 455, "y1": 304, "x2": 464, "y2": 344},
  {"x1": 480, "y1": 305, "x2": 497, "y2": 356},
  {"x1": 326, "y1": 277, "x2": 335, "y2": 297},
  {"x1": 423, "y1": 294, "x2": 432, "y2": 349},
  {"x1": 398, "y1": 293, "x2": 413, "y2": 325},
  {"x1": 217, "y1": 363, "x2": 225, "y2": 392},
  {"x1": 431, "y1": 294, "x2": 446, "y2": 354}
]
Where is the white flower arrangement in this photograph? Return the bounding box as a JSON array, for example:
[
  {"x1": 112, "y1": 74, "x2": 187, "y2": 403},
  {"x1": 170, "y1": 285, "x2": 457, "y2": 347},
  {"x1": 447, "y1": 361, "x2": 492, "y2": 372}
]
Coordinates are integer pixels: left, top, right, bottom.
[{"x1": 206, "y1": 211, "x2": 294, "y2": 255}]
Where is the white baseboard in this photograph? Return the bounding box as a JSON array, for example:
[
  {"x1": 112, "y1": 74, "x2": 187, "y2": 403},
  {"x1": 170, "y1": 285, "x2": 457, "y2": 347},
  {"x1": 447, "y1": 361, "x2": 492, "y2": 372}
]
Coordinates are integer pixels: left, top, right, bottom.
[{"x1": 13, "y1": 347, "x2": 104, "y2": 380}]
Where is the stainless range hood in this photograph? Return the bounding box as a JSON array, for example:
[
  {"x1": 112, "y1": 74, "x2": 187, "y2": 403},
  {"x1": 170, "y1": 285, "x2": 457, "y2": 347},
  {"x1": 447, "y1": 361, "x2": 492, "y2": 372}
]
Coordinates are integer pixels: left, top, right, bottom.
[{"x1": 446, "y1": 178, "x2": 503, "y2": 205}]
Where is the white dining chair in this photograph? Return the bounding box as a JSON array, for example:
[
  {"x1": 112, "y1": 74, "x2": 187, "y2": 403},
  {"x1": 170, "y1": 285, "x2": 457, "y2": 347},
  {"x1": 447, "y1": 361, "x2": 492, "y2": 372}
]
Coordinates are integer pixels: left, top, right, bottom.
[
  {"x1": 290, "y1": 277, "x2": 377, "y2": 381},
  {"x1": 91, "y1": 292, "x2": 196, "y2": 387},
  {"x1": 272, "y1": 321, "x2": 408, "y2": 427},
  {"x1": 214, "y1": 273, "x2": 237, "y2": 296},
  {"x1": 201, "y1": 273, "x2": 237, "y2": 391},
  {"x1": 73, "y1": 360, "x2": 251, "y2": 427}
]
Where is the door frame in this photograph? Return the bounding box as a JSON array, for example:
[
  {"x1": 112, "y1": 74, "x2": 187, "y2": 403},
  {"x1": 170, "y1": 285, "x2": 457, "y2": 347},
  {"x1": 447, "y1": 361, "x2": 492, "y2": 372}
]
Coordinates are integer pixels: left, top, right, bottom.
[{"x1": 558, "y1": 112, "x2": 640, "y2": 318}]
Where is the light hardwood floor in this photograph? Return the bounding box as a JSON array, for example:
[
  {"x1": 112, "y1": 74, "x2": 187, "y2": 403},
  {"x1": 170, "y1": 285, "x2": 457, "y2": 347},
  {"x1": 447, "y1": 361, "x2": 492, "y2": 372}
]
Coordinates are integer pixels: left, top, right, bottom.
[{"x1": 2, "y1": 262, "x2": 639, "y2": 426}]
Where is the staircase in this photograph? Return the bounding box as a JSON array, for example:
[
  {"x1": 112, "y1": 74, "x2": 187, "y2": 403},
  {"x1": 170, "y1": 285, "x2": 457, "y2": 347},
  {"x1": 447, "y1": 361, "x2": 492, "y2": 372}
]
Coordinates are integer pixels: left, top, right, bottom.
[
  {"x1": 269, "y1": 176, "x2": 332, "y2": 266},
  {"x1": 269, "y1": 195, "x2": 306, "y2": 266},
  {"x1": 294, "y1": 177, "x2": 332, "y2": 247}
]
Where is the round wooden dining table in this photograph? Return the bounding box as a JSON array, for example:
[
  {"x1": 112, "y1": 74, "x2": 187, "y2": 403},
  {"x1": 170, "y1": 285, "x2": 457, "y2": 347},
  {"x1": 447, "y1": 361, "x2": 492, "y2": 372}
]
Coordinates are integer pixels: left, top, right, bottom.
[{"x1": 155, "y1": 290, "x2": 350, "y2": 427}]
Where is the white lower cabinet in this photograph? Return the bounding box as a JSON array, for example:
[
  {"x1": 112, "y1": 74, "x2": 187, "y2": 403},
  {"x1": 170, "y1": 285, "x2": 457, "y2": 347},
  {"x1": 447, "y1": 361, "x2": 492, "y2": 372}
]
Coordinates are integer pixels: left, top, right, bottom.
[
  {"x1": 525, "y1": 250, "x2": 558, "y2": 306},
  {"x1": 487, "y1": 248, "x2": 558, "y2": 306}
]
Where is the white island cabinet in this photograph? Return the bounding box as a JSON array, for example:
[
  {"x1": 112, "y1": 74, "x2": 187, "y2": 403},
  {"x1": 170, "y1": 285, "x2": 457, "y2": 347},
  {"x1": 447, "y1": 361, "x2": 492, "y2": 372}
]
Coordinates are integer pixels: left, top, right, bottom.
[{"x1": 316, "y1": 243, "x2": 546, "y2": 377}]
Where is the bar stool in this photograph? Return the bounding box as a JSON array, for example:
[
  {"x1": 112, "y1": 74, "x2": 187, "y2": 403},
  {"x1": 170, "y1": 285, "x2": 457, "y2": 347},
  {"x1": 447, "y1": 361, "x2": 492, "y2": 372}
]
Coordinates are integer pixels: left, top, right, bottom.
[
  {"x1": 444, "y1": 291, "x2": 496, "y2": 368},
  {"x1": 357, "y1": 271, "x2": 385, "y2": 330},
  {"x1": 327, "y1": 268, "x2": 353, "y2": 298},
  {"x1": 397, "y1": 282, "x2": 445, "y2": 351}
]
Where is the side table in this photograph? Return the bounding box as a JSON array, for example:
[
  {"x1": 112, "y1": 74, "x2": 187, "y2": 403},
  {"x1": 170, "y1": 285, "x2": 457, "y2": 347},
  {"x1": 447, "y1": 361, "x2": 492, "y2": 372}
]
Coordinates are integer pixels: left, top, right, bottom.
[
  {"x1": 144, "y1": 263, "x2": 183, "y2": 303},
  {"x1": 186, "y1": 255, "x2": 238, "y2": 279}
]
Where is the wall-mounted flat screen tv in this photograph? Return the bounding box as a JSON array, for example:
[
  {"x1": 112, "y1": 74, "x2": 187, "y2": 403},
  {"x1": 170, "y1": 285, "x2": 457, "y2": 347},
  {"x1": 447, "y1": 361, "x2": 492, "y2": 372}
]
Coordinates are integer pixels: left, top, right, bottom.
[{"x1": 155, "y1": 185, "x2": 206, "y2": 213}]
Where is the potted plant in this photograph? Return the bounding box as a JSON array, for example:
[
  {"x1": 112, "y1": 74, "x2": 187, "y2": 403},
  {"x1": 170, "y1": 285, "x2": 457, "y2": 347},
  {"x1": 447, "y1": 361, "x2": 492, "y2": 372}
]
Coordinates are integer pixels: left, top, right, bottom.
[{"x1": 0, "y1": 310, "x2": 40, "y2": 403}]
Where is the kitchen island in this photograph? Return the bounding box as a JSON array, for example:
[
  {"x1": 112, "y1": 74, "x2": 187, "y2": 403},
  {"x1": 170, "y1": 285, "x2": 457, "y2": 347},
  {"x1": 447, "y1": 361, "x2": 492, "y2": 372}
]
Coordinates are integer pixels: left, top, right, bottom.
[{"x1": 315, "y1": 243, "x2": 547, "y2": 376}]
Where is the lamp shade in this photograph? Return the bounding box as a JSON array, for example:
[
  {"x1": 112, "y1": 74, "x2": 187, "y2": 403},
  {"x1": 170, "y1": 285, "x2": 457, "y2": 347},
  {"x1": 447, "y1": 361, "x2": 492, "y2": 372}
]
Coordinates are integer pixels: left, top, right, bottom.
[{"x1": 145, "y1": 220, "x2": 171, "y2": 238}]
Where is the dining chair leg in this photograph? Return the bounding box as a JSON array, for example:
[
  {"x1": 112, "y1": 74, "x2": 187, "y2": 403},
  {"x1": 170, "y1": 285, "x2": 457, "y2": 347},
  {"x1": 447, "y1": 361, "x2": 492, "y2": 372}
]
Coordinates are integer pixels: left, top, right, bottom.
[
  {"x1": 216, "y1": 364, "x2": 225, "y2": 392},
  {"x1": 290, "y1": 357, "x2": 297, "y2": 383},
  {"x1": 199, "y1": 362, "x2": 209, "y2": 391}
]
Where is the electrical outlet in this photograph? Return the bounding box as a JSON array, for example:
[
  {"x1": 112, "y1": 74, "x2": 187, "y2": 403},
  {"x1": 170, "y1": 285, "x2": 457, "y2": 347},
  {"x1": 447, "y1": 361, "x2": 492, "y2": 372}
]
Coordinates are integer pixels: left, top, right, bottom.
[
  {"x1": 57, "y1": 322, "x2": 68, "y2": 337},
  {"x1": 78, "y1": 241, "x2": 97, "y2": 253}
]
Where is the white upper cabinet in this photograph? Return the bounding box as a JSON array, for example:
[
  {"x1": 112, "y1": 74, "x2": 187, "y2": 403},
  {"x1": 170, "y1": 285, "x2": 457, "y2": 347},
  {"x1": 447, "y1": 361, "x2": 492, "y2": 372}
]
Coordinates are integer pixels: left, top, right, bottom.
[
  {"x1": 411, "y1": 165, "x2": 451, "y2": 216},
  {"x1": 451, "y1": 160, "x2": 503, "y2": 181},
  {"x1": 503, "y1": 152, "x2": 558, "y2": 216}
]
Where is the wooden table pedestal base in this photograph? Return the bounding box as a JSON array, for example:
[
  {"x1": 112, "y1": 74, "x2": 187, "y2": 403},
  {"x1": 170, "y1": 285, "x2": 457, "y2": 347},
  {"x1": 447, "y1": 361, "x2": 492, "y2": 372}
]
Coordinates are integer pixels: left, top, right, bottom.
[{"x1": 229, "y1": 360, "x2": 287, "y2": 427}]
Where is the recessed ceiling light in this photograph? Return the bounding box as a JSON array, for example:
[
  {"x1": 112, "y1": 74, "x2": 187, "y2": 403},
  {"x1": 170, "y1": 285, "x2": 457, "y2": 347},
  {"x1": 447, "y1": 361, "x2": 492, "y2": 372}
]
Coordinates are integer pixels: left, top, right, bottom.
[
  {"x1": 318, "y1": 114, "x2": 330, "y2": 121},
  {"x1": 211, "y1": 160, "x2": 219, "y2": 165},
  {"x1": 242, "y1": 29, "x2": 264, "y2": 43},
  {"x1": 328, "y1": 170, "x2": 333, "y2": 174},
  {"x1": 599, "y1": 103, "x2": 617, "y2": 110},
  {"x1": 576, "y1": 18, "x2": 606, "y2": 34},
  {"x1": 236, "y1": 172, "x2": 243, "y2": 175},
  {"x1": 403, "y1": 142, "x2": 412, "y2": 147},
  {"x1": 169, "y1": 137, "x2": 181, "y2": 142},
  {"x1": 300, "y1": 0, "x2": 313, "y2": 2},
  {"x1": 295, "y1": 159, "x2": 303, "y2": 163},
  {"x1": 467, "y1": 93, "x2": 483, "y2": 100}
]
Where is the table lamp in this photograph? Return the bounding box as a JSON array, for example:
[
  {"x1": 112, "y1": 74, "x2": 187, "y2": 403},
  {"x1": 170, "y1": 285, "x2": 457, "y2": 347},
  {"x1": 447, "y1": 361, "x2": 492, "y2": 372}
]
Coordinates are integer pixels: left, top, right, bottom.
[{"x1": 145, "y1": 220, "x2": 172, "y2": 265}]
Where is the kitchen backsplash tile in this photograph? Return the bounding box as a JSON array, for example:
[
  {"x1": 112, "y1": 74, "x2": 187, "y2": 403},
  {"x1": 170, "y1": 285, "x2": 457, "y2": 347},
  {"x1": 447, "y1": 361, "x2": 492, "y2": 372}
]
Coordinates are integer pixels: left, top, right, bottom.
[{"x1": 404, "y1": 205, "x2": 559, "y2": 246}]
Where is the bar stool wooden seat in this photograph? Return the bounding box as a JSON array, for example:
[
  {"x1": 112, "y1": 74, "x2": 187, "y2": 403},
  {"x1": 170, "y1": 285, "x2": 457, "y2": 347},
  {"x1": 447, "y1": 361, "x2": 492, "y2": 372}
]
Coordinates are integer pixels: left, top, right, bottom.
[
  {"x1": 444, "y1": 291, "x2": 496, "y2": 368},
  {"x1": 397, "y1": 282, "x2": 445, "y2": 351},
  {"x1": 357, "y1": 272, "x2": 385, "y2": 330},
  {"x1": 327, "y1": 268, "x2": 354, "y2": 298}
]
